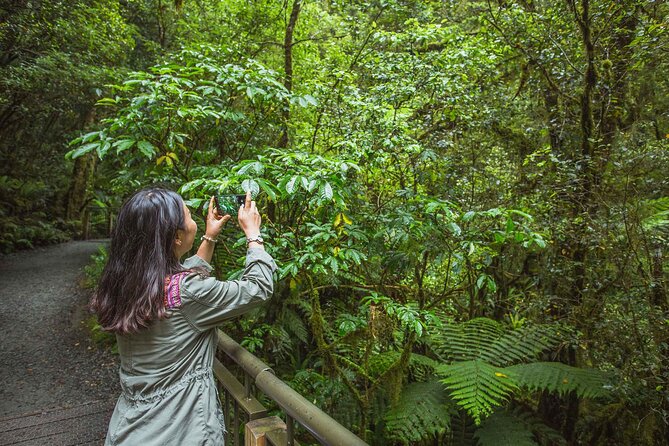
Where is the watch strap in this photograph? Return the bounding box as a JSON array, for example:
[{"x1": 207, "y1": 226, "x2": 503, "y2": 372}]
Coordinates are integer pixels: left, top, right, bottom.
[{"x1": 247, "y1": 235, "x2": 264, "y2": 244}]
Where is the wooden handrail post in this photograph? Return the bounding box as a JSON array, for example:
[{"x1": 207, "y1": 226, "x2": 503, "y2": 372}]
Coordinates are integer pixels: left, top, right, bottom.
[
  {"x1": 217, "y1": 331, "x2": 367, "y2": 445},
  {"x1": 245, "y1": 416, "x2": 287, "y2": 446}
]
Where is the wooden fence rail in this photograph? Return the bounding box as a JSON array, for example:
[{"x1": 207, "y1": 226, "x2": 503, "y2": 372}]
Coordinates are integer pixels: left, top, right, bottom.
[{"x1": 214, "y1": 330, "x2": 368, "y2": 446}]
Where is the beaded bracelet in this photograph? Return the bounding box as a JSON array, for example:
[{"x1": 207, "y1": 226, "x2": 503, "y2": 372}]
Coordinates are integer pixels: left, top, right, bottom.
[{"x1": 201, "y1": 234, "x2": 218, "y2": 243}]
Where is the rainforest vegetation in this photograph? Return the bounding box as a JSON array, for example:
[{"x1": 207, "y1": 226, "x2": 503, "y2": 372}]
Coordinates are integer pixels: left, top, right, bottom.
[{"x1": 1, "y1": 0, "x2": 668, "y2": 444}]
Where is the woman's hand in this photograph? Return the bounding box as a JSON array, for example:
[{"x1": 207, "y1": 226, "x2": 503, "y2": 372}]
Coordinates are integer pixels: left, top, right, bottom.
[
  {"x1": 205, "y1": 196, "x2": 230, "y2": 239},
  {"x1": 196, "y1": 196, "x2": 230, "y2": 264},
  {"x1": 238, "y1": 190, "x2": 261, "y2": 237}
]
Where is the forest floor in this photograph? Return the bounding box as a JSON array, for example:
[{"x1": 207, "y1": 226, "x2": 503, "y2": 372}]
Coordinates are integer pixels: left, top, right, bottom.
[{"x1": 0, "y1": 240, "x2": 119, "y2": 443}]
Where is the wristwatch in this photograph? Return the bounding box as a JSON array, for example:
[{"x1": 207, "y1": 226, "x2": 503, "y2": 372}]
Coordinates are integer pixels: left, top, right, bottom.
[{"x1": 247, "y1": 235, "x2": 264, "y2": 245}]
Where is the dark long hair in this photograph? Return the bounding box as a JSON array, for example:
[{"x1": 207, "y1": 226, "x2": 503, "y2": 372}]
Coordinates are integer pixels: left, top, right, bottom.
[{"x1": 91, "y1": 187, "x2": 187, "y2": 334}]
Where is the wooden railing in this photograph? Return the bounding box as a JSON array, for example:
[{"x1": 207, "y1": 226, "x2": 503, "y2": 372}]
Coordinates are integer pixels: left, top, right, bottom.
[{"x1": 214, "y1": 330, "x2": 368, "y2": 446}]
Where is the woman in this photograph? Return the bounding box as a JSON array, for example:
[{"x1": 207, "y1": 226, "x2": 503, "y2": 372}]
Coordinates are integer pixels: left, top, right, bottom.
[{"x1": 92, "y1": 187, "x2": 276, "y2": 445}]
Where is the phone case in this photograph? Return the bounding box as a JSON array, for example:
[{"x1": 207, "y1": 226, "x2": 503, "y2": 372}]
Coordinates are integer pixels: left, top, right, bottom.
[{"x1": 214, "y1": 194, "x2": 246, "y2": 216}]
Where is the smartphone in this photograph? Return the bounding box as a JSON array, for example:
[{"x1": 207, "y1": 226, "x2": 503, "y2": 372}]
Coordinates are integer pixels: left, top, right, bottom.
[{"x1": 214, "y1": 194, "x2": 246, "y2": 217}]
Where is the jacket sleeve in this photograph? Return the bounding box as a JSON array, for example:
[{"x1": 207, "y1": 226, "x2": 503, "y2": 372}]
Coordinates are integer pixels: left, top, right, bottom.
[{"x1": 179, "y1": 248, "x2": 277, "y2": 332}]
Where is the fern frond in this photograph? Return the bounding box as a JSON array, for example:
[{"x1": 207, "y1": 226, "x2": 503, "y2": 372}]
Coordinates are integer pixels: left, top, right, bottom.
[
  {"x1": 290, "y1": 297, "x2": 312, "y2": 317},
  {"x1": 474, "y1": 407, "x2": 566, "y2": 446},
  {"x1": 474, "y1": 410, "x2": 538, "y2": 446},
  {"x1": 641, "y1": 197, "x2": 669, "y2": 231},
  {"x1": 407, "y1": 353, "x2": 441, "y2": 382},
  {"x1": 431, "y1": 318, "x2": 560, "y2": 366},
  {"x1": 431, "y1": 318, "x2": 562, "y2": 366},
  {"x1": 510, "y1": 408, "x2": 566, "y2": 445},
  {"x1": 505, "y1": 362, "x2": 610, "y2": 399},
  {"x1": 384, "y1": 380, "x2": 454, "y2": 444},
  {"x1": 486, "y1": 324, "x2": 563, "y2": 366},
  {"x1": 449, "y1": 411, "x2": 478, "y2": 446},
  {"x1": 437, "y1": 360, "x2": 517, "y2": 424},
  {"x1": 432, "y1": 318, "x2": 505, "y2": 362},
  {"x1": 279, "y1": 307, "x2": 308, "y2": 344},
  {"x1": 640, "y1": 196, "x2": 669, "y2": 218}
]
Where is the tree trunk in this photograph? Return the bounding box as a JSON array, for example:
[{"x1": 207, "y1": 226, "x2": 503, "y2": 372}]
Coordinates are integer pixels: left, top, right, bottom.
[
  {"x1": 157, "y1": 0, "x2": 167, "y2": 49},
  {"x1": 65, "y1": 109, "x2": 97, "y2": 229},
  {"x1": 278, "y1": 0, "x2": 301, "y2": 149},
  {"x1": 65, "y1": 153, "x2": 96, "y2": 218},
  {"x1": 562, "y1": 1, "x2": 597, "y2": 440},
  {"x1": 546, "y1": 1, "x2": 638, "y2": 441}
]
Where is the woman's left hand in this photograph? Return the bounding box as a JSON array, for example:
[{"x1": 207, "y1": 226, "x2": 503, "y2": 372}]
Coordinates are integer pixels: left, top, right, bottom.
[{"x1": 205, "y1": 196, "x2": 230, "y2": 239}]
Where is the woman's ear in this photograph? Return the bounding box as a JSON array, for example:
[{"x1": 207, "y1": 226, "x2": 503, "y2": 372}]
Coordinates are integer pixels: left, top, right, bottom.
[{"x1": 173, "y1": 230, "x2": 184, "y2": 258}]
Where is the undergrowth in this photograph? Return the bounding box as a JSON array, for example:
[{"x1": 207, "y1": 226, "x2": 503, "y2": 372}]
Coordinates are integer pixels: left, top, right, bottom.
[{"x1": 82, "y1": 245, "x2": 117, "y2": 351}]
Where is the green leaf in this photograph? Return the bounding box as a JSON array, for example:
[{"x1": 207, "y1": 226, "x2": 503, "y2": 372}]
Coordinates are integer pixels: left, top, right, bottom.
[
  {"x1": 114, "y1": 139, "x2": 135, "y2": 153},
  {"x1": 68, "y1": 142, "x2": 99, "y2": 159},
  {"x1": 97, "y1": 141, "x2": 112, "y2": 157},
  {"x1": 96, "y1": 97, "x2": 119, "y2": 106},
  {"x1": 241, "y1": 179, "x2": 260, "y2": 197},
  {"x1": 237, "y1": 161, "x2": 264, "y2": 176},
  {"x1": 255, "y1": 178, "x2": 277, "y2": 201},
  {"x1": 476, "y1": 274, "x2": 487, "y2": 290},
  {"x1": 137, "y1": 141, "x2": 156, "y2": 158},
  {"x1": 80, "y1": 131, "x2": 100, "y2": 144},
  {"x1": 303, "y1": 94, "x2": 318, "y2": 106},
  {"x1": 286, "y1": 176, "x2": 298, "y2": 194},
  {"x1": 505, "y1": 218, "x2": 515, "y2": 233},
  {"x1": 508, "y1": 209, "x2": 534, "y2": 221},
  {"x1": 246, "y1": 86, "x2": 264, "y2": 100},
  {"x1": 447, "y1": 222, "x2": 462, "y2": 236},
  {"x1": 280, "y1": 308, "x2": 308, "y2": 344},
  {"x1": 300, "y1": 176, "x2": 309, "y2": 191},
  {"x1": 319, "y1": 182, "x2": 334, "y2": 201}
]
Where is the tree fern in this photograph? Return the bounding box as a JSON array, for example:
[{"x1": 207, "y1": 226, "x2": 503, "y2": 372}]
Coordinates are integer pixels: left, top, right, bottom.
[
  {"x1": 640, "y1": 196, "x2": 669, "y2": 237},
  {"x1": 384, "y1": 380, "x2": 453, "y2": 444},
  {"x1": 431, "y1": 318, "x2": 562, "y2": 366},
  {"x1": 505, "y1": 362, "x2": 610, "y2": 398},
  {"x1": 429, "y1": 318, "x2": 606, "y2": 425},
  {"x1": 486, "y1": 324, "x2": 563, "y2": 366},
  {"x1": 437, "y1": 360, "x2": 518, "y2": 424},
  {"x1": 432, "y1": 318, "x2": 504, "y2": 363}
]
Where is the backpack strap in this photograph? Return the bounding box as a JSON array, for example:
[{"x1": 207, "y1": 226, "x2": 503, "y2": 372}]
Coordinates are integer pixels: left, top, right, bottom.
[{"x1": 163, "y1": 272, "x2": 188, "y2": 309}]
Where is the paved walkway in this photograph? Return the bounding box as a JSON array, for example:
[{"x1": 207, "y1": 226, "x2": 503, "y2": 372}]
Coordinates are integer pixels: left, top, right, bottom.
[
  {"x1": 0, "y1": 401, "x2": 111, "y2": 446},
  {"x1": 0, "y1": 241, "x2": 120, "y2": 445}
]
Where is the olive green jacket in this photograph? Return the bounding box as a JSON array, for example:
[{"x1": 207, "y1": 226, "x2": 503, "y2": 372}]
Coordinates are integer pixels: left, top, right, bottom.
[{"x1": 105, "y1": 248, "x2": 277, "y2": 445}]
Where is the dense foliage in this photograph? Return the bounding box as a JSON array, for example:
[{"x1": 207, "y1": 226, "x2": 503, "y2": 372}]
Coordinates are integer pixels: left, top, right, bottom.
[{"x1": 3, "y1": 0, "x2": 668, "y2": 444}]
